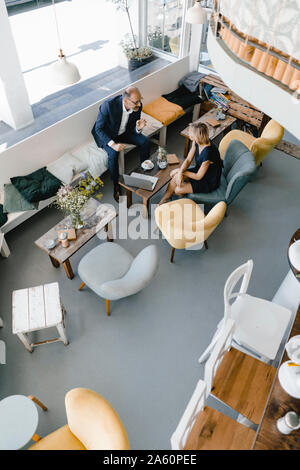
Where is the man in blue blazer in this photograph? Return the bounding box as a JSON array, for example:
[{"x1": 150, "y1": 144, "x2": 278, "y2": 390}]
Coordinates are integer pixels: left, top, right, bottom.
[{"x1": 92, "y1": 86, "x2": 150, "y2": 202}]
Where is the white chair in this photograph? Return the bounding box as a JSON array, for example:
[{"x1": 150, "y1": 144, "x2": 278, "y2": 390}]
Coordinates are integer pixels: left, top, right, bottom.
[
  {"x1": 170, "y1": 322, "x2": 257, "y2": 450},
  {"x1": 170, "y1": 380, "x2": 207, "y2": 450},
  {"x1": 204, "y1": 319, "x2": 235, "y2": 399},
  {"x1": 199, "y1": 260, "x2": 292, "y2": 363},
  {"x1": 203, "y1": 318, "x2": 276, "y2": 426}
]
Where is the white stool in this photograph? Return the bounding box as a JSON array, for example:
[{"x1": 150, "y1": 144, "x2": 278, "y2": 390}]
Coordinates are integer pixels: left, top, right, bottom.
[{"x1": 12, "y1": 282, "x2": 68, "y2": 353}]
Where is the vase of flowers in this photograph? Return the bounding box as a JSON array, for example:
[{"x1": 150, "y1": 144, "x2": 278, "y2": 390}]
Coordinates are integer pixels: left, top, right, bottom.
[
  {"x1": 78, "y1": 172, "x2": 104, "y2": 200},
  {"x1": 55, "y1": 185, "x2": 88, "y2": 229},
  {"x1": 157, "y1": 146, "x2": 168, "y2": 169}
]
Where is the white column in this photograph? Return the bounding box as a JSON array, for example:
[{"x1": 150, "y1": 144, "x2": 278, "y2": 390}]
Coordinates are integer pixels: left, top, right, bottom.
[
  {"x1": 0, "y1": 0, "x2": 34, "y2": 130},
  {"x1": 189, "y1": 23, "x2": 204, "y2": 71}
]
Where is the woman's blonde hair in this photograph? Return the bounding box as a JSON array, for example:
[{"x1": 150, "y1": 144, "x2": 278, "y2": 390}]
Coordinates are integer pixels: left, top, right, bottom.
[{"x1": 189, "y1": 122, "x2": 210, "y2": 145}]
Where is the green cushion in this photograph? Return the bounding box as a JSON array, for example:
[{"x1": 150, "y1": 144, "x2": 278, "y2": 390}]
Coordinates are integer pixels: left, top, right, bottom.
[
  {"x1": 0, "y1": 204, "x2": 8, "y2": 227},
  {"x1": 3, "y1": 183, "x2": 38, "y2": 213},
  {"x1": 11, "y1": 167, "x2": 61, "y2": 203}
]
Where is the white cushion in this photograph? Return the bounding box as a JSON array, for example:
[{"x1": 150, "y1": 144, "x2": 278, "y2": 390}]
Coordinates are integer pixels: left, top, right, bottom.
[
  {"x1": 47, "y1": 152, "x2": 87, "y2": 184},
  {"x1": 72, "y1": 142, "x2": 108, "y2": 178}
]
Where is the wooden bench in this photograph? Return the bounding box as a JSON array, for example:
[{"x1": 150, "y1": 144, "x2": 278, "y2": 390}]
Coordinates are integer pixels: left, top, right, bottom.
[
  {"x1": 0, "y1": 111, "x2": 164, "y2": 254},
  {"x1": 199, "y1": 74, "x2": 270, "y2": 135}
]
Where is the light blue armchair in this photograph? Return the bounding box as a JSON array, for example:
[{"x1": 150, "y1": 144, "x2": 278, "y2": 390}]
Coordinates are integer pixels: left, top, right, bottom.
[
  {"x1": 78, "y1": 243, "x2": 159, "y2": 315},
  {"x1": 187, "y1": 140, "x2": 256, "y2": 207}
]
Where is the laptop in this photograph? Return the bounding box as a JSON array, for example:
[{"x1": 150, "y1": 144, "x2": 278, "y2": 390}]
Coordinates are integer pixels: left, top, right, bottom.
[{"x1": 123, "y1": 172, "x2": 158, "y2": 191}]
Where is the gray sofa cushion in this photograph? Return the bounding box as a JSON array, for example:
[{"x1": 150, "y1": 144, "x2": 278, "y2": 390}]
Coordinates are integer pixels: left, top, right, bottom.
[
  {"x1": 3, "y1": 183, "x2": 38, "y2": 213},
  {"x1": 187, "y1": 140, "x2": 256, "y2": 206}
]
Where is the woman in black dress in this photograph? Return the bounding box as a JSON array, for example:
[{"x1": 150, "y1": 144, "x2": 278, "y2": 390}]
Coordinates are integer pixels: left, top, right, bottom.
[{"x1": 159, "y1": 122, "x2": 222, "y2": 205}]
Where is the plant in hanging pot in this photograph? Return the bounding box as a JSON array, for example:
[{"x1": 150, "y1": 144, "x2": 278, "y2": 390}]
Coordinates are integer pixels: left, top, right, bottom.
[{"x1": 107, "y1": 0, "x2": 153, "y2": 71}]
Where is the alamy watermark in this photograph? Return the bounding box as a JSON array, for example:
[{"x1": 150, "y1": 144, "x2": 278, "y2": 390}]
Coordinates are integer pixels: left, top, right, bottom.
[{"x1": 96, "y1": 196, "x2": 206, "y2": 251}]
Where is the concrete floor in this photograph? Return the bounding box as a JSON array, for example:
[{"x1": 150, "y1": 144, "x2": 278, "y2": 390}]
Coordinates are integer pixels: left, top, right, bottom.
[{"x1": 0, "y1": 113, "x2": 300, "y2": 450}]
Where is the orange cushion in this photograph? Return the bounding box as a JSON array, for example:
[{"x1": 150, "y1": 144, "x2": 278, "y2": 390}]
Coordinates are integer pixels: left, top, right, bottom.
[{"x1": 142, "y1": 97, "x2": 184, "y2": 126}]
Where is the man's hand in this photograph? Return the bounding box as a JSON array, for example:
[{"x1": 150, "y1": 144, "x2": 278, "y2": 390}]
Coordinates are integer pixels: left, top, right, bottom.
[
  {"x1": 112, "y1": 143, "x2": 127, "y2": 152},
  {"x1": 136, "y1": 118, "x2": 147, "y2": 131}
]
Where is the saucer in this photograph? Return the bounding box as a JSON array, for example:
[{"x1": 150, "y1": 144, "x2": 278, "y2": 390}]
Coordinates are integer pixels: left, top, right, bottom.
[
  {"x1": 141, "y1": 160, "x2": 154, "y2": 171},
  {"x1": 44, "y1": 239, "x2": 56, "y2": 250}
]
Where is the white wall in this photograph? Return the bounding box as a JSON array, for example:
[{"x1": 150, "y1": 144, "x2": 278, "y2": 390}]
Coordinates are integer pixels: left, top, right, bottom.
[
  {"x1": 0, "y1": 0, "x2": 33, "y2": 129},
  {"x1": 0, "y1": 56, "x2": 190, "y2": 188},
  {"x1": 207, "y1": 29, "x2": 300, "y2": 140}
]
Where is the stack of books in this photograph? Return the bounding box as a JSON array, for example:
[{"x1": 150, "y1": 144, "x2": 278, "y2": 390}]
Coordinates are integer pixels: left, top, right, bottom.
[{"x1": 209, "y1": 92, "x2": 229, "y2": 111}]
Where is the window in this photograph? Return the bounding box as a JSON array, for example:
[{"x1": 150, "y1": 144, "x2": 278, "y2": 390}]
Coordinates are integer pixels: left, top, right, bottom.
[
  {"x1": 147, "y1": 0, "x2": 185, "y2": 57},
  {"x1": 199, "y1": 0, "x2": 214, "y2": 70},
  {"x1": 6, "y1": 0, "x2": 139, "y2": 104}
]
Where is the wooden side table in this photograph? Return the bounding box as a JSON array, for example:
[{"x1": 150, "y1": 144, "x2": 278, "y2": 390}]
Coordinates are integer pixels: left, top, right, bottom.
[
  {"x1": 34, "y1": 200, "x2": 117, "y2": 279},
  {"x1": 12, "y1": 282, "x2": 68, "y2": 353},
  {"x1": 180, "y1": 109, "x2": 236, "y2": 158}
]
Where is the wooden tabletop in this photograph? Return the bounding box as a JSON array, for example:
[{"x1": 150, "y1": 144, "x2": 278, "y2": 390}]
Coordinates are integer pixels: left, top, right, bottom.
[
  {"x1": 119, "y1": 155, "x2": 183, "y2": 202},
  {"x1": 180, "y1": 108, "x2": 236, "y2": 141},
  {"x1": 288, "y1": 228, "x2": 300, "y2": 283},
  {"x1": 199, "y1": 74, "x2": 265, "y2": 130},
  {"x1": 253, "y1": 304, "x2": 300, "y2": 450},
  {"x1": 35, "y1": 199, "x2": 117, "y2": 264}
]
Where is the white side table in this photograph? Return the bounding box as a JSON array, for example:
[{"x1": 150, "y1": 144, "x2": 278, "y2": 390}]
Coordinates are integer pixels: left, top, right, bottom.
[
  {"x1": 12, "y1": 282, "x2": 69, "y2": 353},
  {"x1": 0, "y1": 395, "x2": 39, "y2": 450}
]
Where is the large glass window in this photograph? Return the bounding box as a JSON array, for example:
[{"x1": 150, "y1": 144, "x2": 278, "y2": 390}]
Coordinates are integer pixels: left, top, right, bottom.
[
  {"x1": 6, "y1": 0, "x2": 139, "y2": 104},
  {"x1": 147, "y1": 0, "x2": 184, "y2": 57},
  {"x1": 198, "y1": 0, "x2": 214, "y2": 70}
]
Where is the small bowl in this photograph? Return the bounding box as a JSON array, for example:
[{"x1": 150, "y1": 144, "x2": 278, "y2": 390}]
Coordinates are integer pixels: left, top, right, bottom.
[
  {"x1": 44, "y1": 239, "x2": 56, "y2": 250},
  {"x1": 141, "y1": 160, "x2": 154, "y2": 171}
]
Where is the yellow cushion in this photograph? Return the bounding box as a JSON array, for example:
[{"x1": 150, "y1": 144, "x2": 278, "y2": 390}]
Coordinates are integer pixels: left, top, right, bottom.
[
  {"x1": 218, "y1": 130, "x2": 255, "y2": 160},
  {"x1": 218, "y1": 120, "x2": 284, "y2": 165},
  {"x1": 142, "y1": 97, "x2": 184, "y2": 126},
  {"x1": 155, "y1": 199, "x2": 226, "y2": 250},
  {"x1": 65, "y1": 388, "x2": 130, "y2": 450},
  {"x1": 28, "y1": 425, "x2": 86, "y2": 450}
]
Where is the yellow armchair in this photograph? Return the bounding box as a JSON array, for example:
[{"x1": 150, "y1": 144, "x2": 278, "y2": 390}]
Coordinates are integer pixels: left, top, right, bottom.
[
  {"x1": 155, "y1": 199, "x2": 227, "y2": 262},
  {"x1": 218, "y1": 119, "x2": 284, "y2": 165},
  {"x1": 169, "y1": 36, "x2": 180, "y2": 56},
  {"x1": 29, "y1": 388, "x2": 130, "y2": 450}
]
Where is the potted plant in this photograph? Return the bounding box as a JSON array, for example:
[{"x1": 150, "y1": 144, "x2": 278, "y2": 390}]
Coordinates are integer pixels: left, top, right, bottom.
[
  {"x1": 54, "y1": 185, "x2": 89, "y2": 229},
  {"x1": 107, "y1": 0, "x2": 153, "y2": 71}
]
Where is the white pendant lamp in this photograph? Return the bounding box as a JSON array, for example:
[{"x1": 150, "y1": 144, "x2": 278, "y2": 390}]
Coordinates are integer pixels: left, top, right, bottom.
[
  {"x1": 50, "y1": 0, "x2": 81, "y2": 86},
  {"x1": 186, "y1": 0, "x2": 207, "y2": 24}
]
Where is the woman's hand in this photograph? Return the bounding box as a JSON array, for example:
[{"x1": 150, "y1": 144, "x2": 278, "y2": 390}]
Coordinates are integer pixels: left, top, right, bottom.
[
  {"x1": 170, "y1": 168, "x2": 179, "y2": 178},
  {"x1": 174, "y1": 171, "x2": 183, "y2": 186}
]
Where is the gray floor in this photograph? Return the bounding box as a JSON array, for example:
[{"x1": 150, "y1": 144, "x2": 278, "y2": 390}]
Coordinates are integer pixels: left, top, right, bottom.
[{"x1": 0, "y1": 113, "x2": 300, "y2": 450}]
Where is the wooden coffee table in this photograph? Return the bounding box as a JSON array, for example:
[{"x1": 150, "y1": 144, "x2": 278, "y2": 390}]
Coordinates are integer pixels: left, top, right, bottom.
[
  {"x1": 119, "y1": 152, "x2": 183, "y2": 218},
  {"x1": 35, "y1": 199, "x2": 117, "y2": 279},
  {"x1": 180, "y1": 109, "x2": 236, "y2": 157}
]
